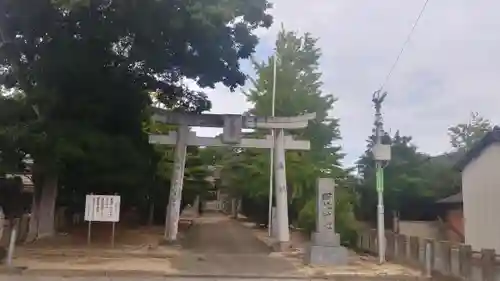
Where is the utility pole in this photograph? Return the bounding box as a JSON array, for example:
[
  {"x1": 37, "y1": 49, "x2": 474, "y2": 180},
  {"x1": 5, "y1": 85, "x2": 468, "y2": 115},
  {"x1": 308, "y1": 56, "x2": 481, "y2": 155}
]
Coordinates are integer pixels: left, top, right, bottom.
[{"x1": 371, "y1": 90, "x2": 391, "y2": 264}]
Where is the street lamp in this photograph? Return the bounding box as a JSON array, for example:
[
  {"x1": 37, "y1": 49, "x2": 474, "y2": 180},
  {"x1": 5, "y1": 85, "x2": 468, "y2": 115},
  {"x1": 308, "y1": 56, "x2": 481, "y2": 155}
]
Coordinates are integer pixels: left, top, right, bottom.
[{"x1": 371, "y1": 90, "x2": 391, "y2": 264}]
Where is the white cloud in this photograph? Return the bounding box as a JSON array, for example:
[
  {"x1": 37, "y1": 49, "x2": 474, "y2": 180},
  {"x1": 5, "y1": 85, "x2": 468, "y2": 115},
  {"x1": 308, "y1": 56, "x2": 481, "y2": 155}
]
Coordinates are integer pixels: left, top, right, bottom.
[{"x1": 195, "y1": 0, "x2": 500, "y2": 165}]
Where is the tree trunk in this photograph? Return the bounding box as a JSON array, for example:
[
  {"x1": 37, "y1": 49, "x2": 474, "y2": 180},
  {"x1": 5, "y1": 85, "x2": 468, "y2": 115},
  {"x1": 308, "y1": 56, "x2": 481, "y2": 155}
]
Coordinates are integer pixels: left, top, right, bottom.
[
  {"x1": 148, "y1": 202, "x2": 154, "y2": 226},
  {"x1": 231, "y1": 198, "x2": 237, "y2": 219},
  {"x1": 0, "y1": 207, "x2": 4, "y2": 242},
  {"x1": 193, "y1": 195, "x2": 200, "y2": 216},
  {"x1": 36, "y1": 174, "x2": 58, "y2": 239},
  {"x1": 25, "y1": 187, "x2": 40, "y2": 243}
]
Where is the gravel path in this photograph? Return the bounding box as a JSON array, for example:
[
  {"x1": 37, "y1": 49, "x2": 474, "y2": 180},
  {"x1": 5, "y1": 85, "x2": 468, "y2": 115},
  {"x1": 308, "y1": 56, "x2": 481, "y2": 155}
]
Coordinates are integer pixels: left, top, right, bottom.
[
  {"x1": 171, "y1": 211, "x2": 297, "y2": 276},
  {"x1": 181, "y1": 211, "x2": 270, "y2": 254}
]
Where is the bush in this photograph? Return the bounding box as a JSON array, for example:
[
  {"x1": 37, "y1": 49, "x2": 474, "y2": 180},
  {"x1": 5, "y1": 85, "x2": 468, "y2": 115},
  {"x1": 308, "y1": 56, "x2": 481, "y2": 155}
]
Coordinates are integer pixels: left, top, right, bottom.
[
  {"x1": 297, "y1": 199, "x2": 315, "y2": 233},
  {"x1": 241, "y1": 195, "x2": 269, "y2": 225},
  {"x1": 297, "y1": 187, "x2": 358, "y2": 246}
]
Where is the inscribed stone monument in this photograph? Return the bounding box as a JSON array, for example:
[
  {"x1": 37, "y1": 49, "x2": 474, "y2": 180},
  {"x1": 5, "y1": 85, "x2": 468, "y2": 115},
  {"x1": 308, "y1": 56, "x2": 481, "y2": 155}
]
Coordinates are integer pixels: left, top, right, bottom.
[{"x1": 305, "y1": 178, "x2": 348, "y2": 265}]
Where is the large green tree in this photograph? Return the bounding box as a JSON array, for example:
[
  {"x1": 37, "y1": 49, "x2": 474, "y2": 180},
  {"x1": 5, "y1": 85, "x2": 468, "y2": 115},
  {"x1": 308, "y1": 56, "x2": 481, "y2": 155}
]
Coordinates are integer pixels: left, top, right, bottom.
[
  {"x1": 448, "y1": 112, "x2": 492, "y2": 151},
  {"x1": 213, "y1": 27, "x2": 357, "y2": 243},
  {"x1": 0, "y1": 0, "x2": 272, "y2": 239},
  {"x1": 356, "y1": 112, "x2": 490, "y2": 227},
  {"x1": 356, "y1": 131, "x2": 460, "y2": 225},
  {"x1": 244, "y1": 28, "x2": 345, "y2": 194},
  {"x1": 0, "y1": 90, "x2": 30, "y2": 176}
]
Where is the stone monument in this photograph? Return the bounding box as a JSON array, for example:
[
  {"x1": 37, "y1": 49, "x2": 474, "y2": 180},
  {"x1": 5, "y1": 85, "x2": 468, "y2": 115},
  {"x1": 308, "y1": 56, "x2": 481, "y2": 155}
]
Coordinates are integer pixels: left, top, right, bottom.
[{"x1": 305, "y1": 178, "x2": 348, "y2": 265}]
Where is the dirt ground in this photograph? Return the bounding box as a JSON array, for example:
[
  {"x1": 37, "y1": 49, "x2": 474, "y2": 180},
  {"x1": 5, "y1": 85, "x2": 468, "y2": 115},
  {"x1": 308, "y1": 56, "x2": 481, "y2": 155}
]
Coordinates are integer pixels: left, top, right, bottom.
[
  {"x1": 9, "y1": 208, "x2": 423, "y2": 279},
  {"x1": 236, "y1": 215, "x2": 422, "y2": 278},
  {"x1": 173, "y1": 212, "x2": 297, "y2": 275},
  {"x1": 181, "y1": 212, "x2": 272, "y2": 253},
  {"x1": 22, "y1": 218, "x2": 195, "y2": 249},
  {"x1": 18, "y1": 206, "x2": 197, "y2": 255}
]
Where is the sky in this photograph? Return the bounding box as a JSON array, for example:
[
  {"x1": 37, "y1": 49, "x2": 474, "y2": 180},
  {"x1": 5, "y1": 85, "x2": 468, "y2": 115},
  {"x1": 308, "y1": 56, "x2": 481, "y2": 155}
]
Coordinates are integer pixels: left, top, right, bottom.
[{"x1": 193, "y1": 0, "x2": 500, "y2": 166}]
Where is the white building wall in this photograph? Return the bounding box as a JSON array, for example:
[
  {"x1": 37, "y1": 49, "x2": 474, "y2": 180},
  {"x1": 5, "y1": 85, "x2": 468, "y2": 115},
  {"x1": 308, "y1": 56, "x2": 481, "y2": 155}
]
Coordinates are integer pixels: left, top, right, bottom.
[{"x1": 462, "y1": 143, "x2": 500, "y2": 252}]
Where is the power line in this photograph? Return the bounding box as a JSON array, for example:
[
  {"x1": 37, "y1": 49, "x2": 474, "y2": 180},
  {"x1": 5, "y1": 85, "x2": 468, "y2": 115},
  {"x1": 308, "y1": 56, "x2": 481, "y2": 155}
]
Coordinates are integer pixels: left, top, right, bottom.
[
  {"x1": 378, "y1": 0, "x2": 431, "y2": 92},
  {"x1": 371, "y1": 1, "x2": 431, "y2": 265}
]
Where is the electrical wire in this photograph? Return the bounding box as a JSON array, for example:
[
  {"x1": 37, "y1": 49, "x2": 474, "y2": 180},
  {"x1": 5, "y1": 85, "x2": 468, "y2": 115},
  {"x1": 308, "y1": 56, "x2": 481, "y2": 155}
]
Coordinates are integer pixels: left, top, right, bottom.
[{"x1": 378, "y1": 0, "x2": 431, "y2": 92}]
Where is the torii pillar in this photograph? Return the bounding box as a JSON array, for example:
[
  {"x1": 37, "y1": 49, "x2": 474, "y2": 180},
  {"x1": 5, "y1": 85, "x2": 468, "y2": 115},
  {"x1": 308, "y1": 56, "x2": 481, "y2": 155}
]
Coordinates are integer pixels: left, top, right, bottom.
[
  {"x1": 164, "y1": 125, "x2": 189, "y2": 242},
  {"x1": 274, "y1": 128, "x2": 289, "y2": 249}
]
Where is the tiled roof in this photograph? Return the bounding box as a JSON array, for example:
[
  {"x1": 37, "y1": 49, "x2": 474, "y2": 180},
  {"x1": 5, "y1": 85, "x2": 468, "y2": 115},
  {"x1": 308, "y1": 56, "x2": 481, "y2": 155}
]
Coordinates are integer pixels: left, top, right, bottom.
[{"x1": 436, "y1": 192, "x2": 462, "y2": 204}]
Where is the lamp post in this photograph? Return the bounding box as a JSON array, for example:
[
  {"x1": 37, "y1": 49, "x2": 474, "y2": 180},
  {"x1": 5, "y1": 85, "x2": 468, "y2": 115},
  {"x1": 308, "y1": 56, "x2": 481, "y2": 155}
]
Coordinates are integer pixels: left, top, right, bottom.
[{"x1": 371, "y1": 90, "x2": 391, "y2": 264}]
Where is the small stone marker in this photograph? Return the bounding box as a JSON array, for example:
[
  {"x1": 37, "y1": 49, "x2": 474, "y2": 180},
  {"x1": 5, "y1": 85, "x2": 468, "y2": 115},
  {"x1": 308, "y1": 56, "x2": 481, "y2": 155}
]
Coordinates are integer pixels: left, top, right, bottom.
[{"x1": 305, "y1": 178, "x2": 348, "y2": 265}]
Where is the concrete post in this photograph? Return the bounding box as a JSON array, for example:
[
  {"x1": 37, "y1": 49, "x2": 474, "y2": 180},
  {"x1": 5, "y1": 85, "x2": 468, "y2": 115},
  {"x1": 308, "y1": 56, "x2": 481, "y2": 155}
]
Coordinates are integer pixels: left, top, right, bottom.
[
  {"x1": 481, "y1": 249, "x2": 496, "y2": 281},
  {"x1": 193, "y1": 195, "x2": 200, "y2": 216},
  {"x1": 274, "y1": 129, "x2": 290, "y2": 249},
  {"x1": 409, "y1": 236, "x2": 419, "y2": 266},
  {"x1": 439, "y1": 241, "x2": 452, "y2": 275},
  {"x1": 424, "y1": 240, "x2": 432, "y2": 278},
  {"x1": 231, "y1": 198, "x2": 237, "y2": 218},
  {"x1": 216, "y1": 190, "x2": 221, "y2": 210},
  {"x1": 458, "y1": 244, "x2": 472, "y2": 279},
  {"x1": 423, "y1": 239, "x2": 435, "y2": 277},
  {"x1": 6, "y1": 219, "x2": 18, "y2": 267},
  {"x1": 164, "y1": 125, "x2": 188, "y2": 242},
  {"x1": 397, "y1": 234, "x2": 407, "y2": 259},
  {"x1": 385, "y1": 231, "x2": 395, "y2": 260}
]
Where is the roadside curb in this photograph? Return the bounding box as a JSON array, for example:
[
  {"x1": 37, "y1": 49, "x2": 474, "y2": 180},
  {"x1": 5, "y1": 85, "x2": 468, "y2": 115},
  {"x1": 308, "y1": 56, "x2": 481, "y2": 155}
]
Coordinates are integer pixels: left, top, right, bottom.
[{"x1": 0, "y1": 268, "x2": 430, "y2": 280}]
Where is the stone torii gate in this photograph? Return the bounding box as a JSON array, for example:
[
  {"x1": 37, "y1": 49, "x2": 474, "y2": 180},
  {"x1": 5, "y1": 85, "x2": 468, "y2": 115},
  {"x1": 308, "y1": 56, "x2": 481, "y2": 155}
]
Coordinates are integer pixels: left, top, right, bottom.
[{"x1": 150, "y1": 108, "x2": 316, "y2": 249}]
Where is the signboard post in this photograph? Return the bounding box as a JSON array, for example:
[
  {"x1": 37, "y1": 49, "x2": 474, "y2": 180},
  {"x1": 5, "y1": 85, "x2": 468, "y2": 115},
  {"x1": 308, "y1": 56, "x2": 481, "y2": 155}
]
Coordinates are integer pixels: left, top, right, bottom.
[
  {"x1": 111, "y1": 217, "x2": 116, "y2": 248},
  {"x1": 85, "y1": 194, "x2": 93, "y2": 245},
  {"x1": 84, "y1": 194, "x2": 121, "y2": 247}
]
